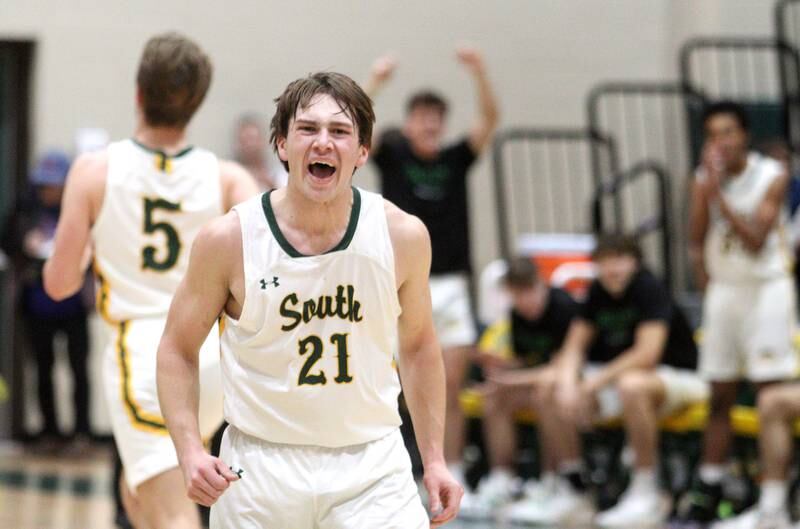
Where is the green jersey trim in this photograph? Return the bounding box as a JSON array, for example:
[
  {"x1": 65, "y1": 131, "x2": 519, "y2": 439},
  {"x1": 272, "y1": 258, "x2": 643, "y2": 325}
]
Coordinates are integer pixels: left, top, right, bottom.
[{"x1": 261, "y1": 187, "x2": 361, "y2": 258}]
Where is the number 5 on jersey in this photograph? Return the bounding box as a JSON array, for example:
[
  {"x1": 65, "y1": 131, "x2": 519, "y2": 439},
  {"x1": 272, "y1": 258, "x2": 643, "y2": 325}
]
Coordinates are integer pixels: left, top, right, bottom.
[
  {"x1": 298, "y1": 333, "x2": 353, "y2": 386},
  {"x1": 142, "y1": 198, "x2": 182, "y2": 271}
]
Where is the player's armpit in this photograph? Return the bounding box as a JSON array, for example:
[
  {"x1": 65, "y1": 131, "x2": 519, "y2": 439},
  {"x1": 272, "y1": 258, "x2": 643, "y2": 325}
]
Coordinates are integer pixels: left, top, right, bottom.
[{"x1": 161, "y1": 213, "x2": 241, "y2": 357}]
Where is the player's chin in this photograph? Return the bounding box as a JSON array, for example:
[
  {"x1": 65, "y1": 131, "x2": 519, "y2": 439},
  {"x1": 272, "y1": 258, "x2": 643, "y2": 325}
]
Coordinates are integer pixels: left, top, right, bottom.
[{"x1": 302, "y1": 175, "x2": 343, "y2": 202}]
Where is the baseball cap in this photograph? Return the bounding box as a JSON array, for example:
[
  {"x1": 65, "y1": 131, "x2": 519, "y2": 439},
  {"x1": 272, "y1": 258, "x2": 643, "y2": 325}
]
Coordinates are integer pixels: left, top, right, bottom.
[{"x1": 29, "y1": 150, "x2": 71, "y2": 186}]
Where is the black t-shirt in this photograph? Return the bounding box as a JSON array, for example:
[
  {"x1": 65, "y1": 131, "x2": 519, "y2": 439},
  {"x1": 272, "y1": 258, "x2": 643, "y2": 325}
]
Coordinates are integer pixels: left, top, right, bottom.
[
  {"x1": 581, "y1": 269, "x2": 697, "y2": 369},
  {"x1": 510, "y1": 287, "x2": 579, "y2": 367},
  {"x1": 372, "y1": 129, "x2": 477, "y2": 274}
]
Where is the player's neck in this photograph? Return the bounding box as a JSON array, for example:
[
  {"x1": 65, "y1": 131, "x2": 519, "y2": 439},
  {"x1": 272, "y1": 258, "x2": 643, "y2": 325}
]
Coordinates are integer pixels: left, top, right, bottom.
[
  {"x1": 727, "y1": 154, "x2": 748, "y2": 176},
  {"x1": 279, "y1": 185, "x2": 354, "y2": 237},
  {"x1": 134, "y1": 124, "x2": 188, "y2": 155}
]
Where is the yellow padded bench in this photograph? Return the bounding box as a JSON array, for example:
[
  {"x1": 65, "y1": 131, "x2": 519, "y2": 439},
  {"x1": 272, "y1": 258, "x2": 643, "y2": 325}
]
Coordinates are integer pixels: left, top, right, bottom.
[
  {"x1": 470, "y1": 322, "x2": 800, "y2": 437},
  {"x1": 459, "y1": 388, "x2": 800, "y2": 438}
]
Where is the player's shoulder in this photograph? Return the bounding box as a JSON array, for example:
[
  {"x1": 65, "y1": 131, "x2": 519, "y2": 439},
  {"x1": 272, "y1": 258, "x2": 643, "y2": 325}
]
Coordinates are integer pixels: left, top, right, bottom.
[
  {"x1": 550, "y1": 286, "x2": 579, "y2": 308},
  {"x1": 382, "y1": 199, "x2": 431, "y2": 283},
  {"x1": 204, "y1": 209, "x2": 242, "y2": 238},
  {"x1": 746, "y1": 151, "x2": 786, "y2": 182},
  {"x1": 383, "y1": 198, "x2": 430, "y2": 248},
  {"x1": 630, "y1": 268, "x2": 668, "y2": 298},
  {"x1": 66, "y1": 150, "x2": 109, "y2": 198},
  {"x1": 193, "y1": 210, "x2": 242, "y2": 256},
  {"x1": 753, "y1": 152, "x2": 784, "y2": 173},
  {"x1": 72, "y1": 149, "x2": 109, "y2": 178}
]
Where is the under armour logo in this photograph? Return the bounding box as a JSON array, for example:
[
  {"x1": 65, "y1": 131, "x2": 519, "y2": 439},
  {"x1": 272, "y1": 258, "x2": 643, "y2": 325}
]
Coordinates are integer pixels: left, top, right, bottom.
[{"x1": 260, "y1": 277, "x2": 280, "y2": 289}]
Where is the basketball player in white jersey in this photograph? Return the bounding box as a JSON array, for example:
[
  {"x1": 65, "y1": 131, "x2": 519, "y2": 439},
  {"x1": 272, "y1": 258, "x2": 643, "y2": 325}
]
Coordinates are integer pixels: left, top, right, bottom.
[
  {"x1": 42, "y1": 33, "x2": 258, "y2": 529},
  {"x1": 680, "y1": 101, "x2": 796, "y2": 528},
  {"x1": 157, "y1": 72, "x2": 463, "y2": 528}
]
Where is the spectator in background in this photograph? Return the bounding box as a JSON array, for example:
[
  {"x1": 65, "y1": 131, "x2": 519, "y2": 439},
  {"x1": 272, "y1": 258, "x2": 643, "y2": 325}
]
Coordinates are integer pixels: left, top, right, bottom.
[
  {"x1": 18, "y1": 151, "x2": 91, "y2": 444},
  {"x1": 364, "y1": 46, "x2": 499, "y2": 489},
  {"x1": 458, "y1": 257, "x2": 579, "y2": 521},
  {"x1": 505, "y1": 234, "x2": 705, "y2": 527},
  {"x1": 233, "y1": 113, "x2": 286, "y2": 190},
  {"x1": 682, "y1": 102, "x2": 795, "y2": 526}
]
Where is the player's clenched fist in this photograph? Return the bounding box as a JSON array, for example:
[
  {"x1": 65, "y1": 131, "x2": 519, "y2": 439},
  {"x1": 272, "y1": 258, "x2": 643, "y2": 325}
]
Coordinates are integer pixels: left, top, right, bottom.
[{"x1": 180, "y1": 451, "x2": 240, "y2": 507}]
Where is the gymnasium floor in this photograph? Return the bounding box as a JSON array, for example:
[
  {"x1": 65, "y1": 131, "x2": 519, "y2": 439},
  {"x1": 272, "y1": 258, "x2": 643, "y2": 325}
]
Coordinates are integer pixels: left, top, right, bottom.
[
  {"x1": 0, "y1": 444, "x2": 575, "y2": 529},
  {"x1": 0, "y1": 442, "x2": 116, "y2": 529},
  {"x1": 0, "y1": 440, "x2": 676, "y2": 529}
]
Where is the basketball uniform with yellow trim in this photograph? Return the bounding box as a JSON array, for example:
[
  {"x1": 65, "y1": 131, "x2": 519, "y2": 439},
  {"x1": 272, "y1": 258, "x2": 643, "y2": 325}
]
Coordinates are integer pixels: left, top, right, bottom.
[
  {"x1": 93, "y1": 139, "x2": 225, "y2": 490},
  {"x1": 211, "y1": 188, "x2": 427, "y2": 529},
  {"x1": 699, "y1": 152, "x2": 799, "y2": 382}
]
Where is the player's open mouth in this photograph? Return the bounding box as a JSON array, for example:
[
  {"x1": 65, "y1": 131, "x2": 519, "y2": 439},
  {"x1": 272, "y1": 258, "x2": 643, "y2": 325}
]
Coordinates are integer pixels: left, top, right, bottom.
[{"x1": 308, "y1": 161, "x2": 336, "y2": 181}]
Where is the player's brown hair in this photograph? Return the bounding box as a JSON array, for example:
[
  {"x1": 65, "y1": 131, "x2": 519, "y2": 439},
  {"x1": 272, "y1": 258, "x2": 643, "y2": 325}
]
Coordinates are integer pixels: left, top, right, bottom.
[
  {"x1": 503, "y1": 257, "x2": 540, "y2": 288},
  {"x1": 591, "y1": 233, "x2": 643, "y2": 263},
  {"x1": 270, "y1": 72, "x2": 375, "y2": 170},
  {"x1": 406, "y1": 90, "x2": 449, "y2": 117},
  {"x1": 136, "y1": 32, "x2": 213, "y2": 128}
]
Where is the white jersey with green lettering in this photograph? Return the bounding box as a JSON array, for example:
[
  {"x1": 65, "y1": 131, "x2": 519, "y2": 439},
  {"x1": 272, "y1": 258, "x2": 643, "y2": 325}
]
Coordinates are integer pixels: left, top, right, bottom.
[
  {"x1": 699, "y1": 151, "x2": 792, "y2": 284},
  {"x1": 220, "y1": 187, "x2": 403, "y2": 447},
  {"x1": 92, "y1": 139, "x2": 223, "y2": 322}
]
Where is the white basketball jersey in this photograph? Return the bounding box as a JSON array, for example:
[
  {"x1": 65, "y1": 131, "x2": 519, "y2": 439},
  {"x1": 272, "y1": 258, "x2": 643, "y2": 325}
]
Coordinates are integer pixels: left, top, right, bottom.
[
  {"x1": 702, "y1": 152, "x2": 791, "y2": 283},
  {"x1": 220, "y1": 188, "x2": 403, "y2": 447},
  {"x1": 92, "y1": 139, "x2": 223, "y2": 321}
]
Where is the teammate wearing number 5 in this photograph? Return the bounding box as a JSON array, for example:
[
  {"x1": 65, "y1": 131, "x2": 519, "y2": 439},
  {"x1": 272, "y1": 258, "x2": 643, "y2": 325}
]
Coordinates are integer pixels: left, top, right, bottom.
[
  {"x1": 43, "y1": 33, "x2": 258, "y2": 529},
  {"x1": 157, "y1": 72, "x2": 463, "y2": 528}
]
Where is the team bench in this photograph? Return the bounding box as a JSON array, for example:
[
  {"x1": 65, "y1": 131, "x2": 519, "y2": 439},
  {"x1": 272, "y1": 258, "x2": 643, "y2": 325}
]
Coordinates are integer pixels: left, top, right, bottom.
[{"x1": 459, "y1": 388, "x2": 800, "y2": 438}]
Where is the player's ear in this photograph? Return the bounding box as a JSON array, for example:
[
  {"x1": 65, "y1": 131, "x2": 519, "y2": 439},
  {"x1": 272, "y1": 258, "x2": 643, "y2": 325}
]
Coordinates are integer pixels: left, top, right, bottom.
[
  {"x1": 355, "y1": 144, "x2": 369, "y2": 168},
  {"x1": 277, "y1": 136, "x2": 288, "y2": 163}
]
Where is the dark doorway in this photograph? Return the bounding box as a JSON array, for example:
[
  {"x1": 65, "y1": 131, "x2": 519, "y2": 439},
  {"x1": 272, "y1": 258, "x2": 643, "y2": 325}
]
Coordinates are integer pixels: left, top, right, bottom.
[{"x1": 0, "y1": 39, "x2": 34, "y2": 439}]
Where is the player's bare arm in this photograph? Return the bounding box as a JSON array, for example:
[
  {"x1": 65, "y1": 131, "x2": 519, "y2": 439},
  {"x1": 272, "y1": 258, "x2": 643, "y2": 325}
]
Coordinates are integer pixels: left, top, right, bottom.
[
  {"x1": 363, "y1": 54, "x2": 398, "y2": 151},
  {"x1": 157, "y1": 212, "x2": 242, "y2": 507},
  {"x1": 43, "y1": 151, "x2": 107, "y2": 300},
  {"x1": 554, "y1": 319, "x2": 594, "y2": 386},
  {"x1": 219, "y1": 159, "x2": 260, "y2": 212},
  {"x1": 364, "y1": 54, "x2": 397, "y2": 100},
  {"x1": 457, "y1": 46, "x2": 500, "y2": 154},
  {"x1": 718, "y1": 171, "x2": 789, "y2": 254},
  {"x1": 582, "y1": 321, "x2": 668, "y2": 393},
  {"x1": 553, "y1": 319, "x2": 595, "y2": 423},
  {"x1": 486, "y1": 364, "x2": 550, "y2": 388},
  {"x1": 688, "y1": 177, "x2": 710, "y2": 291},
  {"x1": 386, "y1": 200, "x2": 463, "y2": 527}
]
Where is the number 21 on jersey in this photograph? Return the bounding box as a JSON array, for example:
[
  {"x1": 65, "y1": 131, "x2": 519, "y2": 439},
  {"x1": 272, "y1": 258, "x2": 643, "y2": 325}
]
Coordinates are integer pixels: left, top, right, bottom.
[{"x1": 298, "y1": 333, "x2": 353, "y2": 386}]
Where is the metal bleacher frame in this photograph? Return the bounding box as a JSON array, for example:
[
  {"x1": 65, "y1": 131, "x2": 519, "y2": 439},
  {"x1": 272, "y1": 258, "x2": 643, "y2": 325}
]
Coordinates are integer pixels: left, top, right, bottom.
[
  {"x1": 491, "y1": 127, "x2": 674, "y2": 293},
  {"x1": 776, "y1": 0, "x2": 800, "y2": 151},
  {"x1": 591, "y1": 161, "x2": 673, "y2": 292},
  {"x1": 587, "y1": 82, "x2": 704, "y2": 292},
  {"x1": 680, "y1": 36, "x2": 800, "y2": 159},
  {"x1": 491, "y1": 127, "x2": 616, "y2": 260}
]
